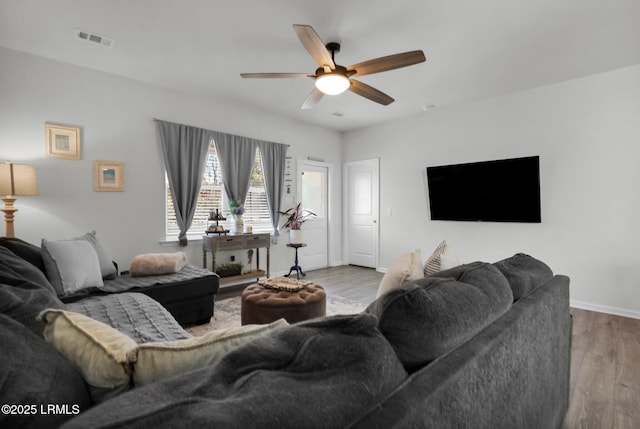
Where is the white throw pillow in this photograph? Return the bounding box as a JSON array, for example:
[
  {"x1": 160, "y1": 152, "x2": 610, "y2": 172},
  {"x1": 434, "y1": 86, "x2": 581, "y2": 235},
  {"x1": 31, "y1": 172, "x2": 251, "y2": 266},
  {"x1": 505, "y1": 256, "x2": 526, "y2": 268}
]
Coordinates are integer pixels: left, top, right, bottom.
[
  {"x1": 376, "y1": 249, "x2": 423, "y2": 298},
  {"x1": 41, "y1": 239, "x2": 104, "y2": 296},
  {"x1": 39, "y1": 309, "x2": 137, "y2": 402},
  {"x1": 131, "y1": 318, "x2": 289, "y2": 386},
  {"x1": 423, "y1": 240, "x2": 460, "y2": 276},
  {"x1": 440, "y1": 244, "x2": 460, "y2": 270}
]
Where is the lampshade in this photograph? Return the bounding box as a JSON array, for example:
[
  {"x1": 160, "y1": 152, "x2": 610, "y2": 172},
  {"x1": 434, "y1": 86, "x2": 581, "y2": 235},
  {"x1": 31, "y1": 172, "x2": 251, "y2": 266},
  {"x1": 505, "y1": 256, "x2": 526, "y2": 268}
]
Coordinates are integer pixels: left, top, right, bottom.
[
  {"x1": 315, "y1": 73, "x2": 351, "y2": 95},
  {"x1": 0, "y1": 162, "x2": 39, "y2": 196}
]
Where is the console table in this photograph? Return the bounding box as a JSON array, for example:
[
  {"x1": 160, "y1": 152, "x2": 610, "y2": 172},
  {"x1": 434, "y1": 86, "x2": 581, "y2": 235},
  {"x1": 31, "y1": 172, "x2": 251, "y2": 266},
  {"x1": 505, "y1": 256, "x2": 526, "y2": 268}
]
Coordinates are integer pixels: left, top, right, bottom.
[{"x1": 202, "y1": 233, "x2": 270, "y2": 283}]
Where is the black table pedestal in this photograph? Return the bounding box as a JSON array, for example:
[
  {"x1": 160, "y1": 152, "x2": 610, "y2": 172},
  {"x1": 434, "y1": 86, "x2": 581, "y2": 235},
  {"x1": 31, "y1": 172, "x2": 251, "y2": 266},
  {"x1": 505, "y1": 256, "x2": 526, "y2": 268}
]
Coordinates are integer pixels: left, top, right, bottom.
[{"x1": 285, "y1": 243, "x2": 307, "y2": 279}]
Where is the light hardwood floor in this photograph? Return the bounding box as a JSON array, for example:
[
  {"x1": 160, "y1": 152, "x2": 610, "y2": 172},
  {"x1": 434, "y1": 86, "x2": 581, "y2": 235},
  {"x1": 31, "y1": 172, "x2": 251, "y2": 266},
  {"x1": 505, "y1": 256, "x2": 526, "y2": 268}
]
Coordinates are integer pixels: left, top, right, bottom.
[
  {"x1": 564, "y1": 308, "x2": 640, "y2": 428},
  {"x1": 219, "y1": 265, "x2": 640, "y2": 428}
]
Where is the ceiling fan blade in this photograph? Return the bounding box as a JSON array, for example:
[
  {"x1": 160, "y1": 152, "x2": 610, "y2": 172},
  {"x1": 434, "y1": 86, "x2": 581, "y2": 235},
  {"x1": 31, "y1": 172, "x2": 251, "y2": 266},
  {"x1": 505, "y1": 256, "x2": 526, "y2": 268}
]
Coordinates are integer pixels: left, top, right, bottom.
[
  {"x1": 293, "y1": 24, "x2": 335, "y2": 69},
  {"x1": 241, "y1": 73, "x2": 312, "y2": 79},
  {"x1": 349, "y1": 80, "x2": 394, "y2": 105},
  {"x1": 347, "y1": 50, "x2": 426, "y2": 77},
  {"x1": 301, "y1": 87, "x2": 324, "y2": 110}
]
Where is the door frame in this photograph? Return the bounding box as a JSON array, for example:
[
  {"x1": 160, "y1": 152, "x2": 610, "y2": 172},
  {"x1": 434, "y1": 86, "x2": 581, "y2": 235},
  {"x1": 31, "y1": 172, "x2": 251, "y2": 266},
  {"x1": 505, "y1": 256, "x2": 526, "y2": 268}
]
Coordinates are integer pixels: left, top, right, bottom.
[
  {"x1": 297, "y1": 159, "x2": 332, "y2": 268},
  {"x1": 343, "y1": 158, "x2": 380, "y2": 270}
]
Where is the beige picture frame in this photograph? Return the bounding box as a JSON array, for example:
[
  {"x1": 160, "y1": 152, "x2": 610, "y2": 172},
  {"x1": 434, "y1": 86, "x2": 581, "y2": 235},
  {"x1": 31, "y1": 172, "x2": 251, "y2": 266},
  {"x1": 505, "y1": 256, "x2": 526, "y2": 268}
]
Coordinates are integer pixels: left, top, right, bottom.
[
  {"x1": 93, "y1": 160, "x2": 124, "y2": 192},
  {"x1": 45, "y1": 123, "x2": 81, "y2": 160}
]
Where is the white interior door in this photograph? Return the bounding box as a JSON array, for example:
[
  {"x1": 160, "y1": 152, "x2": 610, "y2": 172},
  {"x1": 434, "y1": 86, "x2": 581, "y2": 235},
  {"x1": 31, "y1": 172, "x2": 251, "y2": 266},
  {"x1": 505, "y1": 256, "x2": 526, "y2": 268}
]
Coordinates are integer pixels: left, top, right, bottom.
[
  {"x1": 344, "y1": 159, "x2": 379, "y2": 268},
  {"x1": 297, "y1": 160, "x2": 329, "y2": 271}
]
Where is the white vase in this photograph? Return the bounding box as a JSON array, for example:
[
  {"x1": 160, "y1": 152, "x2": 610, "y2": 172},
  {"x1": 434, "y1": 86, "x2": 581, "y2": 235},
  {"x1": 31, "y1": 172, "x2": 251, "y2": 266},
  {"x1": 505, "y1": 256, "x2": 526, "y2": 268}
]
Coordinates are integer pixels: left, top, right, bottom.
[
  {"x1": 234, "y1": 215, "x2": 244, "y2": 234},
  {"x1": 289, "y1": 229, "x2": 303, "y2": 244}
]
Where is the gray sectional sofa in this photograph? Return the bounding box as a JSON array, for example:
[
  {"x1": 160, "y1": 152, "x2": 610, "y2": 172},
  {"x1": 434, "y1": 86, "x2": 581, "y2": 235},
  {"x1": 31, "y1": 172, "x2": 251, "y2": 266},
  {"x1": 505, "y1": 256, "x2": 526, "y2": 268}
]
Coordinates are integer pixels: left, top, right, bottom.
[
  {"x1": 2, "y1": 236, "x2": 219, "y2": 326},
  {"x1": 0, "y1": 235, "x2": 571, "y2": 429}
]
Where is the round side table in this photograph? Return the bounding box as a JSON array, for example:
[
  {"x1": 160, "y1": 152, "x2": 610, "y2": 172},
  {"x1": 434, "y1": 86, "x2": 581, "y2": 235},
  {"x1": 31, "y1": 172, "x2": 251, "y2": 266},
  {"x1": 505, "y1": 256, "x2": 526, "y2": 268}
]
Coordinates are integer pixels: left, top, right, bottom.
[{"x1": 285, "y1": 243, "x2": 306, "y2": 279}]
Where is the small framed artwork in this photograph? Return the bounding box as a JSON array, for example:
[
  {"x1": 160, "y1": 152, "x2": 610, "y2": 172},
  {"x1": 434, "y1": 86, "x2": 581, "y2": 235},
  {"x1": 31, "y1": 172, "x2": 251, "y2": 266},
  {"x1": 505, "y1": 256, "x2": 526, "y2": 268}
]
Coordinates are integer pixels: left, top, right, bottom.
[
  {"x1": 93, "y1": 161, "x2": 124, "y2": 192},
  {"x1": 45, "y1": 123, "x2": 81, "y2": 160}
]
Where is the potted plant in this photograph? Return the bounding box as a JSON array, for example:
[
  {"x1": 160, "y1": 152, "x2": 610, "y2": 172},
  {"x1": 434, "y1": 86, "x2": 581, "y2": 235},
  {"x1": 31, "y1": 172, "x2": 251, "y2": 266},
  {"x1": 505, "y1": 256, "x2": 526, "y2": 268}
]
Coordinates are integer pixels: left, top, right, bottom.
[
  {"x1": 215, "y1": 262, "x2": 243, "y2": 278},
  {"x1": 228, "y1": 199, "x2": 245, "y2": 234},
  {"x1": 278, "y1": 202, "x2": 316, "y2": 244}
]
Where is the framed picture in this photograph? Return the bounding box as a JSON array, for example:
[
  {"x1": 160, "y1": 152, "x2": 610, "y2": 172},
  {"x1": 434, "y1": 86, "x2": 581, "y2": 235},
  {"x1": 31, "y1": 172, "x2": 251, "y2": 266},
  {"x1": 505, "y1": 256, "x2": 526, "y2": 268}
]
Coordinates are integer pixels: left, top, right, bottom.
[
  {"x1": 93, "y1": 161, "x2": 124, "y2": 192},
  {"x1": 45, "y1": 123, "x2": 81, "y2": 160}
]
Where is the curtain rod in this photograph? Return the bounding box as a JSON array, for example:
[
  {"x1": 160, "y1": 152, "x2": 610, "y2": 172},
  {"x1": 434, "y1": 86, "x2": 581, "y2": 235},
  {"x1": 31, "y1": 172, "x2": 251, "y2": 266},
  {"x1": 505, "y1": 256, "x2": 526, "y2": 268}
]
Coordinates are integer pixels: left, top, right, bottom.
[{"x1": 153, "y1": 118, "x2": 290, "y2": 147}]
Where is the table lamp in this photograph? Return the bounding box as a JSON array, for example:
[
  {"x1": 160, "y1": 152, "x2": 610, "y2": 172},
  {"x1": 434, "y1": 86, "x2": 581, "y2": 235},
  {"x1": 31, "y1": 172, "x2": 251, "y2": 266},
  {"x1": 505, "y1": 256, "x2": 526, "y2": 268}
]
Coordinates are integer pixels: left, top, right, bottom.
[{"x1": 0, "y1": 162, "x2": 38, "y2": 237}]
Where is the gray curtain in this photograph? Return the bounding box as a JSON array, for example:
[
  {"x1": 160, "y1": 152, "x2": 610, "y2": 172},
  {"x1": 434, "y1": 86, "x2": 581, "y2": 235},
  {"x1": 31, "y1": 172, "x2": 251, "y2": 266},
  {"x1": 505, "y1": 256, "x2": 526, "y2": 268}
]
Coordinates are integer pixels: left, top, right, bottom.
[
  {"x1": 156, "y1": 119, "x2": 211, "y2": 246},
  {"x1": 211, "y1": 131, "x2": 257, "y2": 208},
  {"x1": 257, "y1": 141, "x2": 288, "y2": 242}
]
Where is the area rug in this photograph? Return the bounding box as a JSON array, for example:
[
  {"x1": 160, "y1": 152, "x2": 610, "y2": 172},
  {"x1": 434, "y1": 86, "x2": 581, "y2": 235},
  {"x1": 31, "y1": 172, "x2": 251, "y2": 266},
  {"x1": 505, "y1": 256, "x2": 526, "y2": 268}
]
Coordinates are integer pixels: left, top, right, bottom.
[{"x1": 187, "y1": 295, "x2": 368, "y2": 336}]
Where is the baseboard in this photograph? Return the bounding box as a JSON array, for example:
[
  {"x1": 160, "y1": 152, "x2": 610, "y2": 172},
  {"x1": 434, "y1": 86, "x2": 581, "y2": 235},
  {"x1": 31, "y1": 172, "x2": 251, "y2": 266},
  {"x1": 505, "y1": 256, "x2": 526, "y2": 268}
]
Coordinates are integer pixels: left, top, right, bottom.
[{"x1": 571, "y1": 300, "x2": 640, "y2": 320}]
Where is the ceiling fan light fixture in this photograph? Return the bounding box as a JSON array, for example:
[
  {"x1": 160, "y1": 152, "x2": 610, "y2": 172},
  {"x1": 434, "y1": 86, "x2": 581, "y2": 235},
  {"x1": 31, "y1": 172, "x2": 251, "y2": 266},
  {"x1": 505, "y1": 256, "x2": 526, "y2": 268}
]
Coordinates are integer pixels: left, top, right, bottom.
[
  {"x1": 315, "y1": 73, "x2": 350, "y2": 95},
  {"x1": 241, "y1": 25, "x2": 426, "y2": 108}
]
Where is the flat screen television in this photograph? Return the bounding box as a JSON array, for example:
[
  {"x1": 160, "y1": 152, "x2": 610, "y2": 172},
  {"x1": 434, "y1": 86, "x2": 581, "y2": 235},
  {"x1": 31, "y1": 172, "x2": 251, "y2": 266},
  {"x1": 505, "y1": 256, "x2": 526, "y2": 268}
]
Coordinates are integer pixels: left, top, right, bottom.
[{"x1": 426, "y1": 156, "x2": 541, "y2": 223}]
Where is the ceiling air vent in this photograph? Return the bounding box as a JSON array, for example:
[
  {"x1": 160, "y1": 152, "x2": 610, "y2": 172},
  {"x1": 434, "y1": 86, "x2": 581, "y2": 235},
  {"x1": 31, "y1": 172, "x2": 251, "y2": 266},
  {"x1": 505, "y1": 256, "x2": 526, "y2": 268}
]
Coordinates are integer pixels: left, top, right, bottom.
[{"x1": 75, "y1": 29, "x2": 115, "y2": 48}]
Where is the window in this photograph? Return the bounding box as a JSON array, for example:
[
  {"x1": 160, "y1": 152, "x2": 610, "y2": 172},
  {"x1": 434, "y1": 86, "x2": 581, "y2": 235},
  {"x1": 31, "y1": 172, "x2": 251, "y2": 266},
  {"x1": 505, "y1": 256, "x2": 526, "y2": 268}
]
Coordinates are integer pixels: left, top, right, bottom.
[{"x1": 166, "y1": 142, "x2": 272, "y2": 238}]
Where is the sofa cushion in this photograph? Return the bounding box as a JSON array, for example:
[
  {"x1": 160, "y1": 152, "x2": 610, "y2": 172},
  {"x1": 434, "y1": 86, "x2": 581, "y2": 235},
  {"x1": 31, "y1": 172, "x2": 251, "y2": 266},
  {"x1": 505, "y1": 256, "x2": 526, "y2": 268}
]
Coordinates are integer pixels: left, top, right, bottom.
[
  {"x1": 42, "y1": 239, "x2": 105, "y2": 296},
  {"x1": 60, "y1": 313, "x2": 408, "y2": 429},
  {"x1": 493, "y1": 253, "x2": 554, "y2": 301},
  {"x1": 131, "y1": 318, "x2": 288, "y2": 386},
  {"x1": 0, "y1": 246, "x2": 64, "y2": 336},
  {"x1": 367, "y1": 262, "x2": 513, "y2": 371},
  {"x1": 39, "y1": 309, "x2": 137, "y2": 403},
  {"x1": 0, "y1": 236, "x2": 46, "y2": 273},
  {"x1": 0, "y1": 314, "x2": 91, "y2": 428},
  {"x1": 0, "y1": 245, "x2": 57, "y2": 294},
  {"x1": 376, "y1": 249, "x2": 423, "y2": 298}
]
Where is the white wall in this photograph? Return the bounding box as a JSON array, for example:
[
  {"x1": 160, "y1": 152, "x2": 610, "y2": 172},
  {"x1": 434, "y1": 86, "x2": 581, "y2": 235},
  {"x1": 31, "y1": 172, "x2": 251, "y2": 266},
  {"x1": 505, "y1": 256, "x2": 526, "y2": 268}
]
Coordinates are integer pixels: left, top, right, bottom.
[
  {"x1": 343, "y1": 64, "x2": 640, "y2": 318},
  {"x1": 3, "y1": 46, "x2": 640, "y2": 317},
  {"x1": 0, "y1": 47, "x2": 344, "y2": 274}
]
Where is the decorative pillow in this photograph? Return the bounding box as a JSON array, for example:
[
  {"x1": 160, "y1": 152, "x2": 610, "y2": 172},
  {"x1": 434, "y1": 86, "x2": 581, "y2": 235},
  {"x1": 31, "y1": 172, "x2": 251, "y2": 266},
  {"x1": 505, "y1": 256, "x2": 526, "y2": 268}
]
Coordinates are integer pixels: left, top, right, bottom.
[
  {"x1": 423, "y1": 240, "x2": 459, "y2": 276},
  {"x1": 131, "y1": 318, "x2": 289, "y2": 386},
  {"x1": 130, "y1": 252, "x2": 188, "y2": 277},
  {"x1": 41, "y1": 239, "x2": 104, "y2": 296},
  {"x1": 39, "y1": 309, "x2": 137, "y2": 403},
  {"x1": 367, "y1": 262, "x2": 513, "y2": 371},
  {"x1": 75, "y1": 231, "x2": 117, "y2": 279},
  {"x1": 376, "y1": 249, "x2": 423, "y2": 298},
  {"x1": 0, "y1": 314, "x2": 91, "y2": 428}
]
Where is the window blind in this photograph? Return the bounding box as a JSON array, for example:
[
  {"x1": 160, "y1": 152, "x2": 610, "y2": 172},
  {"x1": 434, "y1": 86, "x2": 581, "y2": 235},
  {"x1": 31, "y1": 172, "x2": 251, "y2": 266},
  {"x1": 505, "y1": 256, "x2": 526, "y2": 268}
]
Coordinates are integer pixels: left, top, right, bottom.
[{"x1": 166, "y1": 143, "x2": 272, "y2": 238}]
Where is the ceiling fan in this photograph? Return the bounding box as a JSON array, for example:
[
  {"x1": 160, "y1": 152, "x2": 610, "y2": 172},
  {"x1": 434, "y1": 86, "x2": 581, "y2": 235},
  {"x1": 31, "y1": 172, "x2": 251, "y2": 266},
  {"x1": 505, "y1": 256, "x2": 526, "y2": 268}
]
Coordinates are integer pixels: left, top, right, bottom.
[{"x1": 241, "y1": 24, "x2": 426, "y2": 109}]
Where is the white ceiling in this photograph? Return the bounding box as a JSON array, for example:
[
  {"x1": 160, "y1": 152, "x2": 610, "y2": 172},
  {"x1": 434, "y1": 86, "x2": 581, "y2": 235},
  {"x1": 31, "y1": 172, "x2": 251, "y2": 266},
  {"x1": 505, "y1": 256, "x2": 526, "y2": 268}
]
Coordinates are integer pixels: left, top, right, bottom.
[{"x1": 2, "y1": 0, "x2": 639, "y2": 132}]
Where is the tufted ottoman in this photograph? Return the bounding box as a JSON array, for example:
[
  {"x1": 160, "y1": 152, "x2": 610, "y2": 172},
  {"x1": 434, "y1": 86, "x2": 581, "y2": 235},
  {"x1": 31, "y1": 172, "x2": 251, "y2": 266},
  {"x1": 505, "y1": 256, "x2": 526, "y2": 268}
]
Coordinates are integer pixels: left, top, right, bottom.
[{"x1": 241, "y1": 283, "x2": 326, "y2": 325}]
